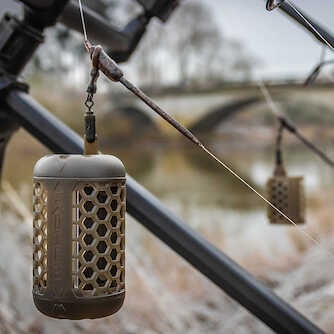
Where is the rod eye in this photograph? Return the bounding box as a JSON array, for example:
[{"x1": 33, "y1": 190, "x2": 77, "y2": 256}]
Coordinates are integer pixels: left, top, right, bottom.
[{"x1": 266, "y1": 0, "x2": 285, "y2": 11}]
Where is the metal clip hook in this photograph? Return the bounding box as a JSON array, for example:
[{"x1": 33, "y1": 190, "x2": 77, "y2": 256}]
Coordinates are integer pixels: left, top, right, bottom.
[
  {"x1": 85, "y1": 40, "x2": 124, "y2": 83},
  {"x1": 266, "y1": 0, "x2": 285, "y2": 11}
]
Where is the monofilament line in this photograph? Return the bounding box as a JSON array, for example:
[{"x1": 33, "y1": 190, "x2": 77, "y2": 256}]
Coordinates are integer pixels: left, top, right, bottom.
[
  {"x1": 78, "y1": 0, "x2": 88, "y2": 42},
  {"x1": 120, "y1": 73, "x2": 334, "y2": 257},
  {"x1": 200, "y1": 145, "x2": 329, "y2": 250},
  {"x1": 258, "y1": 81, "x2": 280, "y2": 116},
  {"x1": 122, "y1": 73, "x2": 329, "y2": 249}
]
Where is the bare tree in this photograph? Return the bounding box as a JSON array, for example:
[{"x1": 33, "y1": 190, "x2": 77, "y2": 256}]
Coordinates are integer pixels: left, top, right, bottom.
[
  {"x1": 25, "y1": 0, "x2": 115, "y2": 78},
  {"x1": 171, "y1": 1, "x2": 223, "y2": 84},
  {"x1": 131, "y1": 0, "x2": 256, "y2": 88},
  {"x1": 26, "y1": 0, "x2": 256, "y2": 87}
]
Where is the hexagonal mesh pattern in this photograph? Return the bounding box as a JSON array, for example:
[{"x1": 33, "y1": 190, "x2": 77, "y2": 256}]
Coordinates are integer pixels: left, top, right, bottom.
[
  {"x1": 33, "y1": 182, "x2": 48, "y2": 293},
  {"x1": 72, "y1": 181, "x2": 125, "y2": 296},
  {"x1": 267, "y1": 176, "x2": 305, "y2": 224}
]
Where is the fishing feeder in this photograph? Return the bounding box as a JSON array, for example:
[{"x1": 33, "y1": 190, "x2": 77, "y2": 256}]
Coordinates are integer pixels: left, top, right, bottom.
[
  {"x1": 32, "y1": 70, "x2": 126, "y2": 319},
  {"x1": 266, "y1": 167, "x2": 305, "y2": 225},
  {"x1": 266, "y1": 124, "x2": 305, "y2": 225}
]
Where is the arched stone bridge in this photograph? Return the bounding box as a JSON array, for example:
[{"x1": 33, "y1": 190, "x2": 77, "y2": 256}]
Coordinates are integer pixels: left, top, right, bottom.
[{"x1": 109, "y1": 83, "x2": 334, "y2": 136}]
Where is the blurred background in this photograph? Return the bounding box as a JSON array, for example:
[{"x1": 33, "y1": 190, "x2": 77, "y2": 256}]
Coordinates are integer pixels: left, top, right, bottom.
[{"x1": 1, "y1": 0, "x2": 334, "y2": 333}]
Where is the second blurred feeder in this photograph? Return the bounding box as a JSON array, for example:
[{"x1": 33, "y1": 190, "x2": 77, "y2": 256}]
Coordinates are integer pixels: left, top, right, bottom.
[
  {"x1": 266, "y1": 124, "x2": 305, "y2": 225},
  {"x1": 266, "y1": 165, "x2": 305, "y2": 225}
]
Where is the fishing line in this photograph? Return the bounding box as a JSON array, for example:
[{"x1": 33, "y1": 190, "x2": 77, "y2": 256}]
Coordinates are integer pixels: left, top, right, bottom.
[
  {"x1": 76, "y1": 0, "x2": 334, "y2": 258},
  {"x1": 201, "y1": 145, "x2": 327, "y2": 249},
  {"x1": 128, "y1": 78, "x2": 334, "y2": 257},
  {"x1": 258, "y1": 81, "x2": 334, "y2": 256},
  {"x1": 78, "y1": 0, "x2": 88, "y2": 42},
  {"x1": 259, "y1": 82, "x2": 280, "y2": 116}
]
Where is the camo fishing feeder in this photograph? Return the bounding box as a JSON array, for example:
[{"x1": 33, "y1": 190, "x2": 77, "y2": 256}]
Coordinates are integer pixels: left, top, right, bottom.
[
  {"x1": 32, "y1": 69, "x2": 126, "y2": 319},
  {"x1": 266, "y1": 123, "x2": 305, "y2": 225}
]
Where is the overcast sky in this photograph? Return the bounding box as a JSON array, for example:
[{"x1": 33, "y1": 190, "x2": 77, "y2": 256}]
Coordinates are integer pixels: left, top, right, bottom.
[
  {"x1": 1, "y1": 0, "x2": 334, "y2": 80},
  {"x1": 207, "y1": 0, "x2": 334, "y2": 79}
]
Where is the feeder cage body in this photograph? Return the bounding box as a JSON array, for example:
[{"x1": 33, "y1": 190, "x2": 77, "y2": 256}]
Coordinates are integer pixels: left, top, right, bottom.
[
  {"x1": 32, "y1": 154, "x2": 126, "y2": 319},
  {"x1": 266, "y1": 175, "x2": 305, "y2": 225}
]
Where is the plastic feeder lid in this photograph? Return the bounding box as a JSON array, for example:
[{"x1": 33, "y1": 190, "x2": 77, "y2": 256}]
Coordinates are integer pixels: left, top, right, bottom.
[{"x1": 33, "y1": 154, "x2": 126, "y2": 179}]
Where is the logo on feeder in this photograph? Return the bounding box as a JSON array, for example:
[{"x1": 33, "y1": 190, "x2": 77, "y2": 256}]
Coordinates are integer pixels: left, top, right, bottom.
[
  {"x1": 52, "y1": 185, "x2": 65, "y2": 297},
  {"x1": 53, "y1": 303, "x2": 66, "y2": 315}
]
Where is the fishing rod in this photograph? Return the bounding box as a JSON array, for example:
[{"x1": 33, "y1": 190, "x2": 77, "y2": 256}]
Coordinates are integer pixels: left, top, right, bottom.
[
  {"x1": 266, "y1": 0, "x2": 334, "y2": 50},
  {"x1": 86, "y1": 41, "x2": 334, "y2": 169},
  {"x1": 259, "y1": 83, "x2": 334, "y2": 168},
  {"x1": 77, "y1": 0, "x2": 334, "y2": 258},
  {"x1": 267, "y1": 1, "x2": 334, "y2": 87},
  {"x1": 82, "y1": 37, "x2": 334, "y2": 253},
  {"x1": 0, "y1": 0, "x2": 324, "y2": 329},
  {"x1": 264, "y1": 1, "x2": 334, "y2": 165}
]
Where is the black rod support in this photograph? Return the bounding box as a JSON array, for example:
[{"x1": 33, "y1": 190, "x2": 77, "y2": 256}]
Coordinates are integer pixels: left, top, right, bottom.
[
  {"x1": 279, "y1": 2, "x2": 334, "y2": 48},
  {"x1": 60, "y1": 1, "x2": 150, "y2": 62},
  {"x1": 0, "y1": 14, "x2": 44, "y2": 75},
  {"x1": 60, "y1": 1, "x2": 128, "y2": 52},
  {"x1": 5, "y1": 89, "x2": 323, "y2": 334},
  {"x1": 18, "y1": 0, "x2": 55, "y2": 10}
]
